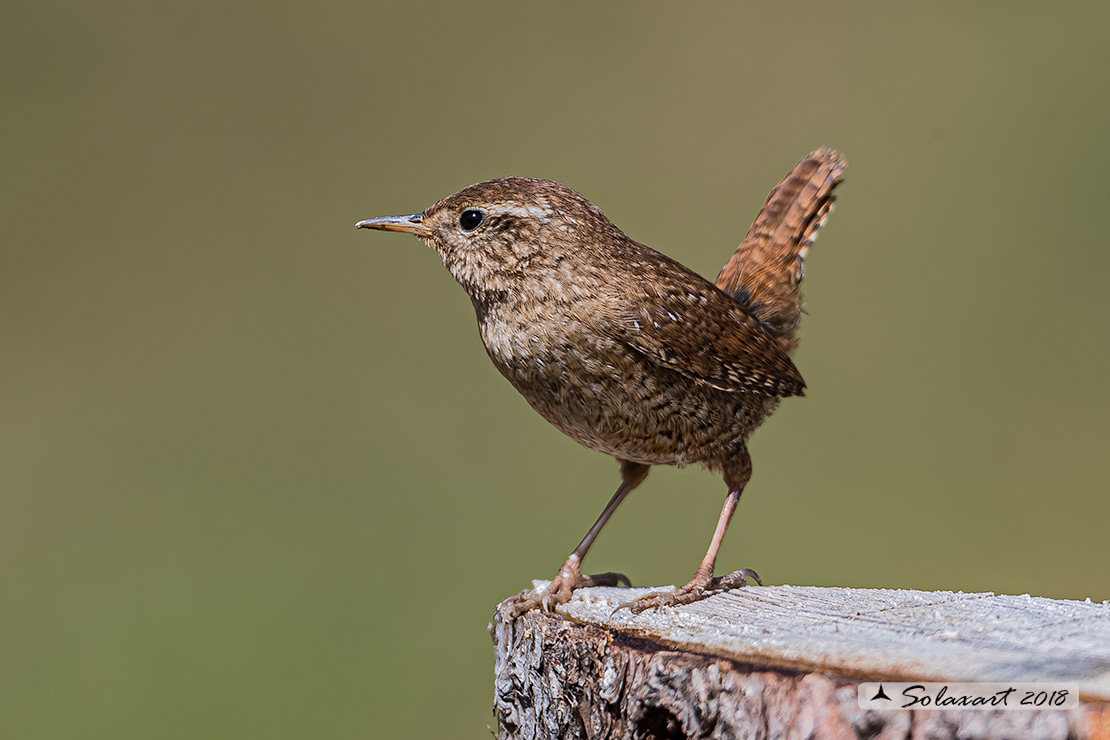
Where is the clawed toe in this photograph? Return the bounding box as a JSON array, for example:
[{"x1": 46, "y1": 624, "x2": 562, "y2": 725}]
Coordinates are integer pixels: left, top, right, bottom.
[
  {"x1": 612, "y1": 567, "x2": 760, "y2": 616},
  {"x1": 707, "y1": 567, "x2": 761, "y2": 590},
  {"x1": 576, "y1": 571, "x2": 631, "y2": 588},
  {"x1": 505, "y1": 584, "x2": 567, "y2": 617},
  {"x1": 506, "y1": 568, "x2": 632, "y2": 618},
  {"x1": 506, "y1": 590, "x2": 547, "y2": 617}
]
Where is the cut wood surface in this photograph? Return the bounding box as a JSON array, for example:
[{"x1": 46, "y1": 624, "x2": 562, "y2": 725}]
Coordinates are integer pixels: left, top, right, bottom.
[{"x1": 492, "y1": 584, "x2": 1110, "y2": 739}]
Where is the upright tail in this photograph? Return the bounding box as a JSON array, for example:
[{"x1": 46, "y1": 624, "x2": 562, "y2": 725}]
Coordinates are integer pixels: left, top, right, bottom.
[{"x1": 715, "y1": 148, "x2": 846, "y2": 354}]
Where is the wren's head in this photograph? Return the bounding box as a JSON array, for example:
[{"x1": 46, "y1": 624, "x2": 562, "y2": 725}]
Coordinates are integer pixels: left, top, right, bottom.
[{"x1": 356, "y1": 177, "x2": 628, "y2": 302}]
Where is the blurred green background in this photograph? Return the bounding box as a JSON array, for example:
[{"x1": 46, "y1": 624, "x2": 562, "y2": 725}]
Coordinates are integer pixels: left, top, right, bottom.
[{"x1": 3, "y1": 1, "x2": 1109, "y2": 737}]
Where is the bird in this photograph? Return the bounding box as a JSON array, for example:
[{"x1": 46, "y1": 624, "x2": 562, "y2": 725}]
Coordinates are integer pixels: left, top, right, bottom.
[{"x1": 356, "y1": 148, "x2": 845, "y2": 615}]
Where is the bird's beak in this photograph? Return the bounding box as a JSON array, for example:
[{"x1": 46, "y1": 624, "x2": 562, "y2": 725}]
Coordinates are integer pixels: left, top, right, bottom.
[{"x1": 354, "y1": 213, "x2": 431, "y2": 237}]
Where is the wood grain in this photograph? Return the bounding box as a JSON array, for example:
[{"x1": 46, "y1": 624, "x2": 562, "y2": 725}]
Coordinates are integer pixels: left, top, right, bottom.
[{"x1": 492, "y1": 585, "x2": 1110, "y2": 739}]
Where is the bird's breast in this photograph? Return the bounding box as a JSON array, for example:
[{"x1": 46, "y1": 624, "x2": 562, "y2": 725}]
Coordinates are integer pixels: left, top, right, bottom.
[
  {"x1": 478, "y1": 306, "x2": 619, "y2": 390},
  {"x1": 475, "y1": 304, "x2": 763, "y2": 469}
]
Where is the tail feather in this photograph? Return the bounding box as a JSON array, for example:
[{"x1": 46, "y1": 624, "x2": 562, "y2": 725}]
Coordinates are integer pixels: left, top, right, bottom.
[{"x1": 716, "y1": 148, "x2": 846, "y2": 354}]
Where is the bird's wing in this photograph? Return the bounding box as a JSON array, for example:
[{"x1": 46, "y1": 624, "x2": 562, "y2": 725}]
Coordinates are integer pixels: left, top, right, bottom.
[{"x1": 597, "y1": 263, "x2": 806, "y2": 398}]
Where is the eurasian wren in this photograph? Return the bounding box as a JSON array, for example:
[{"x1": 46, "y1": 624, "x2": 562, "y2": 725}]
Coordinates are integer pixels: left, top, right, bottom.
[{"x1": 356, "y1": 149, "x2": 845, "y2": 614}]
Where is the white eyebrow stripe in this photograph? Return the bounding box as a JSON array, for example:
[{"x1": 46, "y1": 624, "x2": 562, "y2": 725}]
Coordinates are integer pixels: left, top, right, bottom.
[{"x1": 491, "y1": 204, "x2": 551, "y2": 221}]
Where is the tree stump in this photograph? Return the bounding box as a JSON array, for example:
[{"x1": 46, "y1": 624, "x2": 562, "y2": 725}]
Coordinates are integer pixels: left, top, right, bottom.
[{"x1": 491, "y1": 585, "x2": 1110, "y2": 739}]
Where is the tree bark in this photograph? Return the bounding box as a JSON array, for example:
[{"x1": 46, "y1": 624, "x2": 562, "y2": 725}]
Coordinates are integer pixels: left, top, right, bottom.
[{"x1": 492, "y1": 585, "x2": 1110, "y2": 739}]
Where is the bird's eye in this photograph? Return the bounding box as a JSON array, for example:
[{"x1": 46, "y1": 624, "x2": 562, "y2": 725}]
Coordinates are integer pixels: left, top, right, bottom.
[{"x1": 459, "y1": 209, "x2": 485, "y2": 232}]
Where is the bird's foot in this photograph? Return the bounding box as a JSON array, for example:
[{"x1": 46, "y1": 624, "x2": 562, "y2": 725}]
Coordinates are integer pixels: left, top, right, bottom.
[
  {"x1": 506, "y1": 554, "x2": 630, "y2": 617},
  {"x1": 614, "y1": 567, "x2": 761, "y2": 615}
]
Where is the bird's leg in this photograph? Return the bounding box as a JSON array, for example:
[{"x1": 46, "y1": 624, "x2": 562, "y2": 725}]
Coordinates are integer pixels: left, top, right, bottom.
[
  {"x1": 618, "y1": 452, "x2": 760, "y2": 614},
  {"x1": 618, "y1": 486, "x2": 761, "y2": 614},
  {"x1": 508, "y1": 461, "x2": 649, "y2": 617}
]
